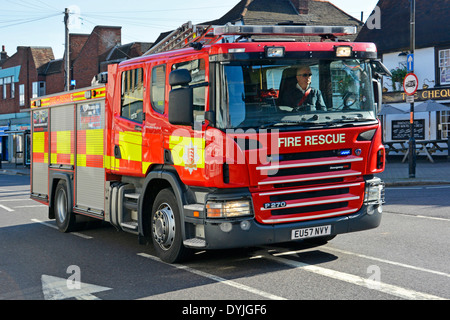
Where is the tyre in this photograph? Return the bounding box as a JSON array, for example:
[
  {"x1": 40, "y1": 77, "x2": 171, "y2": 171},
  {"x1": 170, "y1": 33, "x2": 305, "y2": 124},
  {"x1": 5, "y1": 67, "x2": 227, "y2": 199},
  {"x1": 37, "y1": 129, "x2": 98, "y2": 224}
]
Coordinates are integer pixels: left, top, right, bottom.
[
  {"x1": 54, "y1": 179, "x2": 76, "y2": 233},
  {"x1": 151, "y1": 188, "x2": 192, "y2": 263}
]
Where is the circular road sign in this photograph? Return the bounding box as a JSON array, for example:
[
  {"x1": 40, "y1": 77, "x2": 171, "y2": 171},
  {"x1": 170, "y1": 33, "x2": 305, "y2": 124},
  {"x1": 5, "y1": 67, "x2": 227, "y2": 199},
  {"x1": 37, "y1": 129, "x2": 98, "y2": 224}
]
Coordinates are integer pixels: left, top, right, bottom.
[{"x1": 403, "y1": 73, "x2": 419, "y2": 96}]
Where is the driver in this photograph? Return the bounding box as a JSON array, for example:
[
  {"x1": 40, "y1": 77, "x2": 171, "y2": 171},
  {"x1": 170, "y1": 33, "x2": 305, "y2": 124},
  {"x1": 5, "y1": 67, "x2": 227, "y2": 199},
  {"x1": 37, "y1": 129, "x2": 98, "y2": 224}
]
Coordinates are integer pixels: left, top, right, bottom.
[{"x1": 287, "y1": 66, "x2": 327, "y2": 112}]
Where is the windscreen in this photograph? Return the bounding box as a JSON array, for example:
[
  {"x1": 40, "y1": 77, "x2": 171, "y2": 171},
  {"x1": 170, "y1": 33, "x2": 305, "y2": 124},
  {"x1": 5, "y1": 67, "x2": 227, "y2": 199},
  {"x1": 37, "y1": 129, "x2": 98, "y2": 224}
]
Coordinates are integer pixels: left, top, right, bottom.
[{"x1": 215, "y1": 59, "x2": 376, "y2": 129}]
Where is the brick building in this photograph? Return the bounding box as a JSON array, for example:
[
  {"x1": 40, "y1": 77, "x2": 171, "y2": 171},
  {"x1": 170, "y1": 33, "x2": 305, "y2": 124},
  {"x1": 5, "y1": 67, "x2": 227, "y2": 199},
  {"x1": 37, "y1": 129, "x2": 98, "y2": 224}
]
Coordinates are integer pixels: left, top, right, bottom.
[
  {"x1": 0, "y1": 45, "x2": 54, "y2": 163},
  {"x1": 0, "y1": 26, "x2": 151, "y2": 163}
]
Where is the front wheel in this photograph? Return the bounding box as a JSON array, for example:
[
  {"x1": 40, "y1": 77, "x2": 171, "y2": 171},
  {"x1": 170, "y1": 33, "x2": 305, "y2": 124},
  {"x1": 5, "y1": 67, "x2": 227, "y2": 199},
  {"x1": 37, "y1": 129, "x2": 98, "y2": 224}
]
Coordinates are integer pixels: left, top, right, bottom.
[{"x1": 151, "y1": 188, "x2": 192, "y2": 263}]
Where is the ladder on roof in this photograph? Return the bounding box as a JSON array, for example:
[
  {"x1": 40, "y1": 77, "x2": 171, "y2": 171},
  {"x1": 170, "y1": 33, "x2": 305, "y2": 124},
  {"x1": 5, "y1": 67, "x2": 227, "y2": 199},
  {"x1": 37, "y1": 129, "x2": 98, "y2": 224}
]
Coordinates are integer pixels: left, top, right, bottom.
[
  {"x1": 145, "y1": 23, "x2": 357, "y2": 55},
  {"x1": 144, "y1": 21, "x2": 213, "y2": 55}
]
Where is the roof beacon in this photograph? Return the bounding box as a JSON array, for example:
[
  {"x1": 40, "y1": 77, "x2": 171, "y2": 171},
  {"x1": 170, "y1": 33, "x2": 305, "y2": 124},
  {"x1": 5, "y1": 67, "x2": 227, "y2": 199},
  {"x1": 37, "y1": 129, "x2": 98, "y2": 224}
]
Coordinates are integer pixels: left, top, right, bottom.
[{"x1": 212, "y1": 25, "x2": 357, "y2": 37}]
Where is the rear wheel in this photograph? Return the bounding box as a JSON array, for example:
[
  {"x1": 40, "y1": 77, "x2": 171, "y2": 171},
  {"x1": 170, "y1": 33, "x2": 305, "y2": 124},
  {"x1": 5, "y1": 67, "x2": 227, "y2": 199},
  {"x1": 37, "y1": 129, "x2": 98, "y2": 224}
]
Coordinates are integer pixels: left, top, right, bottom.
[
  {"x1": 54, "y1": 180, "x2": 76, "y2": 233},
  {"x1": 151, "y1": 188, "x2": 191, "y2": 263}
]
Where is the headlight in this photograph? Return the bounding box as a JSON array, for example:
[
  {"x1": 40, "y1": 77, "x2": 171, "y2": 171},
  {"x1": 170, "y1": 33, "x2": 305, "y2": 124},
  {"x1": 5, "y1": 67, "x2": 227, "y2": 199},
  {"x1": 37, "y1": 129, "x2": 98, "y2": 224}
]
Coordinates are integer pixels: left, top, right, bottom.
[
  {"x1": 364, "y1": 179, "x2": 385, "y2": 205},
  {"x1": 336, "y1": 46, "x2": 352, "y2": 57},
  {"x1": 206, "y1": 200, "x2": 253, "y2": 218}
]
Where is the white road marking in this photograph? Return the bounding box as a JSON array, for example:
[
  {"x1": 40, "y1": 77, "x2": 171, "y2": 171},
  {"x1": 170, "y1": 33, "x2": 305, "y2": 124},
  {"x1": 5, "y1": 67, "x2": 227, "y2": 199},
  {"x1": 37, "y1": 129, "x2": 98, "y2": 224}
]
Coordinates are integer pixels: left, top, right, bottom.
[
  {"x1": 31, "y1": 218, "x2": 93, "y2": 239},
  {"x1": 324, "y1": 247, "x2": 450, "y2": 278},
  {"x1": 386, "y1": 185, "x2": 450, "y2": 190},
  {"x1": 137, "y1": 253, "x2": 287, "y2": 300},
  {"x1": 263, "y1": 252, "x2": 446, "y2": 300},
  {"x1": 41, "y1": 275, "x2": 111, "y2": 300},
  {"x1": 14, "y1": 205, "x2": 46, "y2": 208},
  {"x1": 394, "y1": 213, "x2": 450, "y2": 222},
  {"x1": 0, "y1": 204, "x2": 14, "y2": 212}
]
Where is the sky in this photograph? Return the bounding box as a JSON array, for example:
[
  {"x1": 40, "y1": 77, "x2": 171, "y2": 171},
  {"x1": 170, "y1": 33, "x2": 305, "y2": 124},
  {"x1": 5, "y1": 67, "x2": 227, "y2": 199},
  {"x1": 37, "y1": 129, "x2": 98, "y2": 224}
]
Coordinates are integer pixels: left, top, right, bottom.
[{"x1": 0, "y1": 0, "x2": 379, "y2": 59}]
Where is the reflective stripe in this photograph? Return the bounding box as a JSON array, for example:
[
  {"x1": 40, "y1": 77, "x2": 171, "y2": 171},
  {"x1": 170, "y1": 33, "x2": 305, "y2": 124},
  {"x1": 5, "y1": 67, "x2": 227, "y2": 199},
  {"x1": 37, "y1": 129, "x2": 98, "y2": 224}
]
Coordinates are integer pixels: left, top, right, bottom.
[
  {"x1": 76, "y1": 129, "x2": 104, "y2": 168},
  {"x1": 104, "y1": 155, "x2": 112, "y2": 170},
  {"x1": 33, "y1": 132, "x2": 46, "y2": 153},
  {"x1": 142, "y1": 162, "x2": 151, "y2": 175},
  {"x1": 86, "y1": 129, "x2": 103, "y2": 155},
  {"x1": 119, "y1": 131, "x2": 142, "y2": 162},
  {"x1": 32, "y1": 87, "x2": 106, "y2": 108},
  {"x1": 32, "y1": 132, "x2": 48, "y2": 164},
  {"x1": 51, "y1": 130, "x2": 74, "y2": 165},
  {"x1": 56, "y1": 131, "x2": 72, "y2": 154}
]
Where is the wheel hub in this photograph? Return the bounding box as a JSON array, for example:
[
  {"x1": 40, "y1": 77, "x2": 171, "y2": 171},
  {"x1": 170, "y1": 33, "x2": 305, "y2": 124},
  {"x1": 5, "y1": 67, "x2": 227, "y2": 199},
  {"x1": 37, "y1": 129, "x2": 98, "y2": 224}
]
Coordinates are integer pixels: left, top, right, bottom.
[{"x1": 152, "y1": 204, "x2": 176, "y2": 250}]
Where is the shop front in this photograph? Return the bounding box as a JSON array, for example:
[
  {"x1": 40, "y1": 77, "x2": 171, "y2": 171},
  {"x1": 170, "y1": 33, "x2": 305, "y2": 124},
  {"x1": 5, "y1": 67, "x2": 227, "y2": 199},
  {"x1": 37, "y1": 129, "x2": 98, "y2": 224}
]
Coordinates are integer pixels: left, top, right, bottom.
[{"x1": 380, "y1": 88, "x2": 450, "y2": 160}]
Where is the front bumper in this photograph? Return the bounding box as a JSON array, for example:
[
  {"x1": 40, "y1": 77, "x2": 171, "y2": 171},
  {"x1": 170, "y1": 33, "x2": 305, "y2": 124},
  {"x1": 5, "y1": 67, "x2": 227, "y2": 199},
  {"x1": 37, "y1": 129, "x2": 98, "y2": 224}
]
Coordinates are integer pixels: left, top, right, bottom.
[
  {"x1": 187, "y1": 203, "x2": 382, "y2": 249},
  {"x1": 183, "y1": 176, "x2": 384, "y2": 250}
]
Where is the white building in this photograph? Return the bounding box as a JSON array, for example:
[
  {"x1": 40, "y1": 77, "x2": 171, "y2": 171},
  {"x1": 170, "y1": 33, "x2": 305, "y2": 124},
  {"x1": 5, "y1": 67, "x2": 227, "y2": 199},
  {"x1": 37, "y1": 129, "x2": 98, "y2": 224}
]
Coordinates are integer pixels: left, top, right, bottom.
[{"x1": 357, "y1": 0, "x2": 450, "y2": 157}]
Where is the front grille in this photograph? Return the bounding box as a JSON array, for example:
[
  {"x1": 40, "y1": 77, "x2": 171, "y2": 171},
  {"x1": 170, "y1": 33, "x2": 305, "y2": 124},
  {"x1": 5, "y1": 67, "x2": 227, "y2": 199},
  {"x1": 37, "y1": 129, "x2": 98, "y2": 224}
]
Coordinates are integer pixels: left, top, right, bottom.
[
  {"x1": 257, "y1": 149, "x2": 363, "y2": 187},
  {"x1": 253, "y1": 148, "x2": 365, "y2": 224},
  {"x1": 274, "y1": 178, "x2": 343, "y2": 189},
  {"x1": 267, "y1": 163, "x2": 351, "y2": 177},
  {"x1": 273, "y1": 202, "x2": 348, "y2": 216},
  {"x1": 255, "y1": 182, "x2": 363, "y2": 224},
  {"x1": 270, "y1": 187, "x2": 350, "y2": 201},
  {"x1": 276, "y1": 149, "x2": 349, "y2": 161}
]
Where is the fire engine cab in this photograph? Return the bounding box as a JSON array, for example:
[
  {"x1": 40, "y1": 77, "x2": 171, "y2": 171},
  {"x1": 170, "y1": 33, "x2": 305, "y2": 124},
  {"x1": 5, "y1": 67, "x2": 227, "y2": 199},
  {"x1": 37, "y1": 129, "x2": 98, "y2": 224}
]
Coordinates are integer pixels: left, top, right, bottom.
[{"x1": 30, "y1": 24, "x2": 389, "y2": 263}]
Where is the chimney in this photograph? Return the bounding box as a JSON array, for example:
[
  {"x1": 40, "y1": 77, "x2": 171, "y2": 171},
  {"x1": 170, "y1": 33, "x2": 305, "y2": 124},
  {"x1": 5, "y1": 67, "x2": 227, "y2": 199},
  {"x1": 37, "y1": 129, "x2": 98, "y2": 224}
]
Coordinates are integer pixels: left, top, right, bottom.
[
  {"x1": 290, "y1": 0, "x2": 309, "y2": 15},
  {"x1": 1, "y1": 45, "x2": 7, "y2": 60}
]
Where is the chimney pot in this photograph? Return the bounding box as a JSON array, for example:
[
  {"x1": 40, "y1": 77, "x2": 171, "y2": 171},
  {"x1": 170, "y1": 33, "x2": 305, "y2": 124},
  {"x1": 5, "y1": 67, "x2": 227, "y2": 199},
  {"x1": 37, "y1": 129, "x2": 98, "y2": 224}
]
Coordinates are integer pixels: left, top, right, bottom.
[{"x1": 290, "y1": 0, "x2": 309, "y2": 15}]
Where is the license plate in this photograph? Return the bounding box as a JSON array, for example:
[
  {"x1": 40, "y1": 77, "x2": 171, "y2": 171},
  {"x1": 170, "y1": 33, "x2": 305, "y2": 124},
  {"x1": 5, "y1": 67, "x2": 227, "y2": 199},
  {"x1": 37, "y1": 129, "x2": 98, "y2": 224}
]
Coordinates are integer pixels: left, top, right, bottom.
[{"x1": 291, "y1": 225, "x2": 331, "y2": 240}]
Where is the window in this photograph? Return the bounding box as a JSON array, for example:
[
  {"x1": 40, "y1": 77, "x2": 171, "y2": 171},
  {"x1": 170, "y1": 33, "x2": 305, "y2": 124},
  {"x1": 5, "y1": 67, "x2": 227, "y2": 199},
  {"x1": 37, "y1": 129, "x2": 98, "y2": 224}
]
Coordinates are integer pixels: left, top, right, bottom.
[
  {"x1": 172, "y1": 59, "x2": 207, "y2": 121},
  {"x1": 121, "y1": 68, "x2": 144, "y2": 122},
  {"x1": 217, "y1": 59, "x2": 375, "y2": 129},
  {"x1": 19, "y1": 84, "x2": 25, "y2": 106},
  {"x1": 150, "y1": 65, "x2": 166, "y2": 114},
  {"x1": 2, "y1": 77, "x2": 12, "y2": 99},
  {"x1": 10, "y1": 82, "x2": 14, "y2": 99},
  {"x1": 439, "y1": 49, "x2": 450, "y2": 85},
  {"x1": 441, "y1": 110, "x2": 450, "y2": 139},
  {"x1": 32, "y1": 81, "x2": 46, "y2": 98}
]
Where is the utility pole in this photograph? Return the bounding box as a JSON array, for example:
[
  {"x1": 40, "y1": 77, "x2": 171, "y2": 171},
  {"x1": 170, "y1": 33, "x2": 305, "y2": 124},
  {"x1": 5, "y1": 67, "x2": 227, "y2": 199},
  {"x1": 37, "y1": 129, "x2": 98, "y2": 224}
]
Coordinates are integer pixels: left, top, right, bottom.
[
  {"x1": 64, "y1": 8, "x2": 70, "y2": 91},
  {"x1": 408, "y1": 0, "x2": 416, "y2": 178}
]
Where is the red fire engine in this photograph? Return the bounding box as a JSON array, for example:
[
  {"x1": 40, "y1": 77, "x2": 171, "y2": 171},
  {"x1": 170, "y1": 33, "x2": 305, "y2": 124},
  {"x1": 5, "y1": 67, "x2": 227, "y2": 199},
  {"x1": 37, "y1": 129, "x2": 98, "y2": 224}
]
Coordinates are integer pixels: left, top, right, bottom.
[{"x1": 30, "y1": 24, "x2": 389, "y2": 263}]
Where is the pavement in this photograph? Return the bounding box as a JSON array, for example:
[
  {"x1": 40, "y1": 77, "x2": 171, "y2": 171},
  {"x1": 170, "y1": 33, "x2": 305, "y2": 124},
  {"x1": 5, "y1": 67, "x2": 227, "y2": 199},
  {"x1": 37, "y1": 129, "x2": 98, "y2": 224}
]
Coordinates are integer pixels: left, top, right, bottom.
[{"x1": 1, "y1": 156, "x2": 450, "y2": 186}]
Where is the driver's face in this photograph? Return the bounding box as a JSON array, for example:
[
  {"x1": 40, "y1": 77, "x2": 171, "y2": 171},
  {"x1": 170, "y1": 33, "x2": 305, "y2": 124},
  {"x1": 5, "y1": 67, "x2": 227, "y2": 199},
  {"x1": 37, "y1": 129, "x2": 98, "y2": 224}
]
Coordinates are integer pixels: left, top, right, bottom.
[{"x1": 296, "y1": 67, "x2": 312, "y2": 90}]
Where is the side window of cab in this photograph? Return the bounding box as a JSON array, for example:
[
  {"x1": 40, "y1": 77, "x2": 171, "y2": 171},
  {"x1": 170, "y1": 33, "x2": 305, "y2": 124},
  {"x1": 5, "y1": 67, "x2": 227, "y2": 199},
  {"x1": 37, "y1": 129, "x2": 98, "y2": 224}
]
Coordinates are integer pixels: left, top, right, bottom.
[
  {"x1": 121, "y1": 68, "x2": 144, "y2": 123},
  {"x1": 150, "y1": 64, "x2": 166, "y2": 114},
  {"x1": 172, "y1": 59, "x2": 206, "y2": 122}
]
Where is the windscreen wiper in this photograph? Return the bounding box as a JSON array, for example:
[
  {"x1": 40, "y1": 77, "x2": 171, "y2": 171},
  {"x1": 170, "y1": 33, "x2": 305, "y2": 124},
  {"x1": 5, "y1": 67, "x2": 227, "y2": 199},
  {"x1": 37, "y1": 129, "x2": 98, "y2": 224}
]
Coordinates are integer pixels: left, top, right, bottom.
[
  {"x1": 260, "y1": 119, "x2": 319, "y2": 129},
  {"x1": 322, "y1": 116, "x2": 376, "y2": 126}
]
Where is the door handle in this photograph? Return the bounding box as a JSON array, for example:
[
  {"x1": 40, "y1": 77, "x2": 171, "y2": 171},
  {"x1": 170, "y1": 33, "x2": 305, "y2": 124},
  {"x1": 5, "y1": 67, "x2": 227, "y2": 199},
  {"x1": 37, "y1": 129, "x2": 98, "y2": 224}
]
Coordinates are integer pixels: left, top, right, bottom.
[{"x1": 114, "y1": 145, "x2": 121, "y2": 159}]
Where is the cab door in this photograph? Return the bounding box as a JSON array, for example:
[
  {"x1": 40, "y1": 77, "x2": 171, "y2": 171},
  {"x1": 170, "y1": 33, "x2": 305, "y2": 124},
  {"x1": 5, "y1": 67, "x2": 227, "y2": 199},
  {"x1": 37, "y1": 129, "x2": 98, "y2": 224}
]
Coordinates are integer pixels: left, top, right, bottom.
[
  {"x1": 111, "y1": 67, "x2": 145, "y2": 176},
  {"x1": 163, "y1": 57, "x2": 208, "y2": 183}
]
